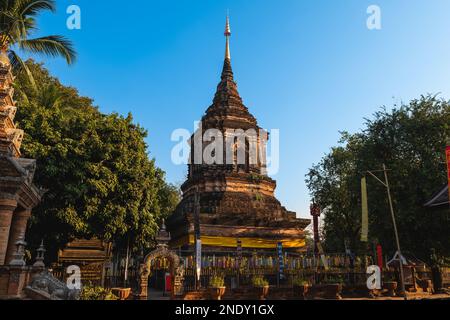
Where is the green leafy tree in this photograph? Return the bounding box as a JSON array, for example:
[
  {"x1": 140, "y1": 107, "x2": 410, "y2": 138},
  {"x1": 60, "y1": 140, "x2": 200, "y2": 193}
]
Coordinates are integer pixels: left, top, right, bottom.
[
  {"x1": 306, "y1": 95, "x2": 450, "y2": 260},
  {"x1": 0, "y1": 0, "x2": 76, "y2": 85},
  {"x1": 14, "y1": 61, "x2": 179, "y2": 260}
]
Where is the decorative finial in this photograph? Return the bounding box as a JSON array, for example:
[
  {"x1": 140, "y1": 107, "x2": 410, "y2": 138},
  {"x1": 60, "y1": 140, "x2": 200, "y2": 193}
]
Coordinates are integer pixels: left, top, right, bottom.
[
  {"x1": 10, "y1": 237, "x2": 27, "y2": 266},
  {"x1": 224, "y1": 13, "x2": 231, "y2": 60},
  {"x1": 33, "y1": 239, "x2": 46, "y2": 268},
  {"x1": 156, "y1": 219, "x2": 171, "y2": 248},
  {"x1": 224, "y1": 12, "x2": 231, "y2": 36}
]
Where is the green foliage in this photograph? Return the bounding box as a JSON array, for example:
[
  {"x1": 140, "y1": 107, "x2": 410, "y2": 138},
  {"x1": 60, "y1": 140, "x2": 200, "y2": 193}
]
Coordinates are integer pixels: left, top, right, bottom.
[
  {"x1": 430, "y1": 248, "x2": 448, "y2": 267},
  {"x1": 248, "y1": 173, "x2": 263, "y2": 183},
  {"x1": 254, "y1": 193, "x2": 264, "y2": 201},
  {"x1": 306, "y1": 95, "x2": 450, "y2": 261},
  {"x1": 209, "y1": 275, "x2": 225, "y2": 288},
  {"x1": 15, "y1": 61, "x2": 180, "y2": 259},
  {"x1": 322, "y1": 275, "x2": 344, "y2": 285},
  {"x1": 251, "y1": 275, "x2": 269, "y2": 287},
  {"x1": 293, "y1": 276, "x2": 310, "y2": 286},
  {"x1": 80, "y1": 285, "x2": 118, "y2": 300}
]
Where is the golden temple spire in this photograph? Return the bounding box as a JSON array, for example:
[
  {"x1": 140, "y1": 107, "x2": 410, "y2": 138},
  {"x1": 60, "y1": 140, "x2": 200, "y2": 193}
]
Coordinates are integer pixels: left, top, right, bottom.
[{"x1": 224, "y1": 13, "x2": 231, "y2": 61}]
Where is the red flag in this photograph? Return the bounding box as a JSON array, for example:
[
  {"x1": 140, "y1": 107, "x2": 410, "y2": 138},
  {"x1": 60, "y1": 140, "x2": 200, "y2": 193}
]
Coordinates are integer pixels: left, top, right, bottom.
[
  {"x1": 165, "y1": 273, "x2": 172, "y2": 292},
  {"x1": 376, "y1": 244, "x2": 383, "y2": 271}
]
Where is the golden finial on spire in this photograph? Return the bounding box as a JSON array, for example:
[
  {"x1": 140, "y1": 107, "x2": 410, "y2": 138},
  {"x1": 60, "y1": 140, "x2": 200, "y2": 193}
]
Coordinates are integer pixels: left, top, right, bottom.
[
  {"x1": 224, "y1": 13, "x2": 231, "y2": 36},
  {"x1": 224, "y1": 13, "x2": 231, "y2": 60}
]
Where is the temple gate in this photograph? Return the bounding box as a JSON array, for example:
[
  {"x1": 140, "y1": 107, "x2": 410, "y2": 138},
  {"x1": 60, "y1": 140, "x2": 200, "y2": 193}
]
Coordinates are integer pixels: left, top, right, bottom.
[{"x1": 136, "y1": 222, "x2": 184, "y2": 300}]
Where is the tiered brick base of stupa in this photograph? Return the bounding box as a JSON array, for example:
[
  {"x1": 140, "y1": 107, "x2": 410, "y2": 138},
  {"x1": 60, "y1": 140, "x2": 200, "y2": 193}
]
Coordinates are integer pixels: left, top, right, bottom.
[
  {"x1": 167, "y1": 26, "x2": 309, "y2": 252},
  {"x1": 169, "y1": 163, "x2": 310, "y2": 251}
]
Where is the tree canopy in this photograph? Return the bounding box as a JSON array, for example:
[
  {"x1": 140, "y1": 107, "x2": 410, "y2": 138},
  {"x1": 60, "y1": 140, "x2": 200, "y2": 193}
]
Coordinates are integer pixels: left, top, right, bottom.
[
  {"x1": 306, "y1": 95, "x2": 450, "y2": 261},
  {"x1": 14, "y1": 61, "x2": 179, "y2": 260}
]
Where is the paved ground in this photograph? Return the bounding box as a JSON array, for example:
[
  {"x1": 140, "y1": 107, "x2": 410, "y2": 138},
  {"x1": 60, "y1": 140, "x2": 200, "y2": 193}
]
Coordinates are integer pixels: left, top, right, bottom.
[
  {"x1": 342, "y1": 293, "x2": 450, "y2": 300},
  {"x1": 147, "y1": 288, "x2": 170, "y2": 300}
]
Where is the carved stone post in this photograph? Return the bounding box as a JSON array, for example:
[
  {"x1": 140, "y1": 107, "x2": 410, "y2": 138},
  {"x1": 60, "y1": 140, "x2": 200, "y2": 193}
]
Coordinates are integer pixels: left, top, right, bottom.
[
  {"x1": 4, "y1": 237, "x2": 28, "y2": 298},
  {"x1": 0, "y1": 198, "x2": 17, "y2": 265},
  {"x1": 9, "y1": 237, "x2": 27, "y2": 266},
  {"x1": 6, "y1": 209, "x2": 31, "y2": 265},
  {"x1": 137, "y1": 263, "x2": 149, "y2": 300}
]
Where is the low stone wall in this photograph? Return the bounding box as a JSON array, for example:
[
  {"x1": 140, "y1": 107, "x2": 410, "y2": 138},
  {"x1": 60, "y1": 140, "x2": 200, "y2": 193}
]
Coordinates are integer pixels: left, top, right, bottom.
[
  {"x1": 23, "y1": 287, "x2": 54, "y2": 300},
  {"x1": 0, "y1": 265, "x2": 43, "y2": 299}
]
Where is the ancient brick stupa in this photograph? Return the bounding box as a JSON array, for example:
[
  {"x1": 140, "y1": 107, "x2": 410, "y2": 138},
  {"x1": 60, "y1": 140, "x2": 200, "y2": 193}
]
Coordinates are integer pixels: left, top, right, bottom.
[
  {"x1": 167, "y1": 17, "x2": 310, "y2": 252},
  {"x1": 0, "y1": 51, "x2": 41, "y2": 267}
]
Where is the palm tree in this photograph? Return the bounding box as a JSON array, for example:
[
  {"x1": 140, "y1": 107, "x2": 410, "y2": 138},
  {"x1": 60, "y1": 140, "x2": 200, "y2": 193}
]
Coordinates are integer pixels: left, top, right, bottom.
[
  {"x1": 0, "y1": 0, "x2": 76, "y2": 85},
  {"x1": 38, "y1": 83, "x2": 65, "y2": 108}
]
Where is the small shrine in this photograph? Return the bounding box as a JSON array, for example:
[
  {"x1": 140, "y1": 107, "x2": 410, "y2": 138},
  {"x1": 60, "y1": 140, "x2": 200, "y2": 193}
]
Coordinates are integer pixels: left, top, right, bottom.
[{"x1": 56, "y1": 239, "x2": 113, "y2": 287}]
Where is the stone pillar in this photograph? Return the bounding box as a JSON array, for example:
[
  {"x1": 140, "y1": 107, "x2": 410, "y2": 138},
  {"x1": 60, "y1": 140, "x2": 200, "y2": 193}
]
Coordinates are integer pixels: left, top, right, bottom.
[
  {"x1": 5, "y1": 209, "x2": 31, "y2": 265},
  {"x1": 0, "y1": 198, "x2": 17, "y2": 265}
]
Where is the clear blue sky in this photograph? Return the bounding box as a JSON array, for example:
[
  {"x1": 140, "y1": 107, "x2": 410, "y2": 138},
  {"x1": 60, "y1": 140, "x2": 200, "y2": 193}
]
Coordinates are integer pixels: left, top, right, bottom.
[{"x1": 33, "y1": 1, "x2": 450, "y2": 218}]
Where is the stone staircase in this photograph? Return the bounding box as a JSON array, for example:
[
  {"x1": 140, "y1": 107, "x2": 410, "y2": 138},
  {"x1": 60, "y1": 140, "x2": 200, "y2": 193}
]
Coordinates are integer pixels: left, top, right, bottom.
[{"x1": 181, "y1": 289, "x2": 210, "y2": 300}]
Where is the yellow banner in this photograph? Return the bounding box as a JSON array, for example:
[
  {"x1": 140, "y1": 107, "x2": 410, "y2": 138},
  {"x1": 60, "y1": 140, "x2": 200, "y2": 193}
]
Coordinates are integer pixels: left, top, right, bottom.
[
  {"x1": 316, "y1": 242, "x2": 329, "y2": 270},
  {"x1": 171, "y1": 235, "x2": 306, "y2": 249},
  {"x1": 361, "y1": 176, "x2": 369, "y2": 242}
]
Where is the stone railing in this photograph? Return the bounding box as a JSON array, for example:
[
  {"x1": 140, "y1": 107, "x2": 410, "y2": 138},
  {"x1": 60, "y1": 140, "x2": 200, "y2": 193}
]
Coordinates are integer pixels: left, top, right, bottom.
[{"x1": 25, "y1": 270, "x2": 80, "y2": 300}]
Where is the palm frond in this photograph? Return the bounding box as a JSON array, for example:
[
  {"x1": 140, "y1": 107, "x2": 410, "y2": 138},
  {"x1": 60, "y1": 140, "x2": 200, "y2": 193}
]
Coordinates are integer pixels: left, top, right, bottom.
[
  {"x1": 0, "y1": 8, "x2": 30, "y2": 45},
  {"x1": 13, "y1": 0, "x2": 55, "y2": 17},
  {"x1": 8, "y1": 48, "x2": 36, "y2": 88},
  {"x1": 39, "y1": 83, "x2": 64, "y2": 108},
  {"x1": 22, "y1": 16, "x2": 36, "y2": 34},
  {"x1": 0, "y1": 0, "x2": 76, "y2": 76},
  {"x1": 0, "y1": 1, "x2": 14, "y2": 11},
  {"x1": 0, "y1": 10, "x2": 18, "y2": 38},
  {"x1": 19, "y1": 35, "x2": 76, "y2": 64}
]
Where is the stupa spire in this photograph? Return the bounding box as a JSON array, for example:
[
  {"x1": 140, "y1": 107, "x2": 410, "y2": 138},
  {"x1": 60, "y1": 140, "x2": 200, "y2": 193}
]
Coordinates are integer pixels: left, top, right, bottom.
[
  {"x1": 204, "y1": 14, "x2": 254, "y2": 117},
  {"x1": 224, "y1": 13, "x2": 231, "y2": 61},
  {"x1": 221, "y1": 14, "x2": 234, "y2": 81}
]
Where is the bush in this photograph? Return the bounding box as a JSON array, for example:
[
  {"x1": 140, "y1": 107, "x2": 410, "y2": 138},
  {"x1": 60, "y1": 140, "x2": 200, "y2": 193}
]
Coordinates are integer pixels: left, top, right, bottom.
[
  {"x1": 80, "y1": 285, "x2": 118, "y2": 300},
  {"x1": 251, "y1": 275, "x2": 269, "y2": 288},
  {"x1": 293, "y1": 276, "x2": 310, "y2": 286},
  {"x1": 209, "y1": 275, "x2": 225, "y2": 288},
  {"x1": 322, "y1": 275, "x2": 344, "y2": 285}
]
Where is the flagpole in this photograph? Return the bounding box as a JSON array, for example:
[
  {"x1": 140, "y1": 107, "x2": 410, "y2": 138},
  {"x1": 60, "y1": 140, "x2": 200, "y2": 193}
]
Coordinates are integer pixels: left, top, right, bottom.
[
  {"x1": 382, "y1": 164, "x2": 407, "y2": 300},
  {"x1": 194, "y1": 186, "x2": 201, "y2": 290},
  {"x1": 366, "y1": 164, "x2": 407, "y2": 300}
]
